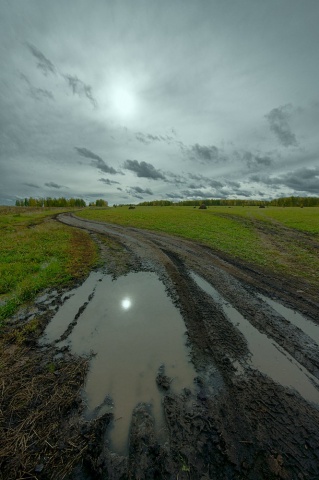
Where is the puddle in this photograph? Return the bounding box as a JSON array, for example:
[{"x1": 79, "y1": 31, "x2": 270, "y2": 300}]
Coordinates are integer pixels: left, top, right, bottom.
[
  {"x1": 258, "y1": 294, "x2": 319, "y2": 345},
  {"x1": 190, "y1": 272, "x2": 319, "y2": 406},
  {"x1": 41, "y1": 271, "x2": 196, "y2": 454}
]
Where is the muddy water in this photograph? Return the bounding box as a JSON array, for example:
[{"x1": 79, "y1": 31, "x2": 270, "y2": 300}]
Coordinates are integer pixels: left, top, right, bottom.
[
  {"x1": 190, "y1": 272, "x2": 319, "y2": 405},
  {"x1": 258, "y1": 294, "x2": 319, "y2": 345},
  {"x1": 41, "y1": 271, "x2": 196, "y2": 454}
]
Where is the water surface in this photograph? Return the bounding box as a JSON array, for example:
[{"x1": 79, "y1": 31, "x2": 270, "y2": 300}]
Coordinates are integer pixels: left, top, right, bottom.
[
  {"x1": 190, "y1": 271, "x2": 319, "y2": 405},
  {"x1": 41, "y1": 271, "x2": 196, "y2": 454}
]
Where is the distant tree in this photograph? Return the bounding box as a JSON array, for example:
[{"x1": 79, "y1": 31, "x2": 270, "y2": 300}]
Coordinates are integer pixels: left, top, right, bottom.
[{"x1": 95, "y1": 199, "x2": 108, "y2": 207}]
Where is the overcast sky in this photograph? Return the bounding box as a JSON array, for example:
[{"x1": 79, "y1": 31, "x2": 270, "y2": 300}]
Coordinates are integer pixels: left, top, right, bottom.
[{"x1": 1, "y1": 0, "x2": 319, "y2": 205}]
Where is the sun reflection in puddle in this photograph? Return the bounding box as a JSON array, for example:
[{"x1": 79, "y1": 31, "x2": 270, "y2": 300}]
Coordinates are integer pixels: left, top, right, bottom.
[
  {"x1": 40, "y1": 271, "x2": 196, "y2": 454},
  {"x1": 121, "y1": 297, "x2": 132, "y2": 310}
]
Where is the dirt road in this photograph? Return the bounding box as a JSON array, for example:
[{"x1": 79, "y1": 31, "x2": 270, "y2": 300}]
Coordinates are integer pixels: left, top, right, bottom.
[{"x1": 51, "y1": 213, "x2": 319, "y2": 479}]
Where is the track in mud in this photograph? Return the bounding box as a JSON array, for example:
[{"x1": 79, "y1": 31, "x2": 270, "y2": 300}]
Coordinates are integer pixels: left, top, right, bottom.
[{"x1": 55, "y1": 213, "x2": 319, "y2": 480}]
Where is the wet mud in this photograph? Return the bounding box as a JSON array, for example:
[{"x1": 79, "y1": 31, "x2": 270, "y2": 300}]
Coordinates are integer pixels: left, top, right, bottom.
[{"x1": 3, "y1": 211, "x2": 319, "y2": 480}]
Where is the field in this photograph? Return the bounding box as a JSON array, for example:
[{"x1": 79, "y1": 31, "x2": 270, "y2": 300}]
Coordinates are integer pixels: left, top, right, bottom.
[
  {"x1": 78, "y1": 205, "x2": 319, "y2": 290},
  {"x1": 0, "y1": 207, "x2": 98, "y2": 323},
  {"x1": 1, "y1": 205, "x2": 319, "y2": 479}
]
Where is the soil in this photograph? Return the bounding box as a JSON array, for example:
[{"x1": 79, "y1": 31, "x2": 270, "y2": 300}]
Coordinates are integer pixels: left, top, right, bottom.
[{"x1": 2, "y1": 212, "x2": 319, "y2": 480}]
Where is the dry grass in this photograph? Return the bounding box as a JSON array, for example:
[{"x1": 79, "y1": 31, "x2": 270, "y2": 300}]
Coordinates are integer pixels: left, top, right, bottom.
[{"x1": 0, "y1": 339, "x2": 89, "y2": 479}]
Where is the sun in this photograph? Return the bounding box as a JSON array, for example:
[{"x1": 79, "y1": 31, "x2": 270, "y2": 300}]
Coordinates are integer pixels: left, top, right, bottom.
[{"x1": 111, "y1": 85, "x2": 136, "y2": 118}]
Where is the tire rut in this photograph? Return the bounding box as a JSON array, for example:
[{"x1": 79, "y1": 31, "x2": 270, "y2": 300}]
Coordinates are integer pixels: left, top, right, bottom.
[{"x1": 56, "y1": 213, "x2": 319, "y2": 480}]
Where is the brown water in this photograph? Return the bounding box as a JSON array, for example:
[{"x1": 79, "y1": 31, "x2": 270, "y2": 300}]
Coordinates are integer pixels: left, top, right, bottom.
[
  {"x1": 190, "y1": 272, "x2": 319, "y2": 405},
  {"x1": 258, "y1": 293, "x2": 319, "y2": 345},
  {"x1": 41, "y1": 271, "x2": 196, "y2": 454}
]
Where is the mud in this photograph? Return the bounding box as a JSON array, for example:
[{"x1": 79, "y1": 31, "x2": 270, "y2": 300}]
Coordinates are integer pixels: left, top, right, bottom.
[{"x1": 2, "y1": 211, "x2": 319, "y2": 480}]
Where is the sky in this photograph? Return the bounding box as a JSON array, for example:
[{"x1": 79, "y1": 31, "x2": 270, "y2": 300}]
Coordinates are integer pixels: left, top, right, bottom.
[{"x1": 1, "y1": 0, "x2": 319, "y2": 205}]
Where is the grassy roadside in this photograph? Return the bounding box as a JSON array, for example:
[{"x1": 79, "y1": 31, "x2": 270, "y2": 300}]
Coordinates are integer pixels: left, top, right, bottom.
[
  {"x1": 0, "y1": 207, "x2": 98, "y2": 324},
  {"x1": 77, "y1": 206, "x2": 319, "y2": 288}
]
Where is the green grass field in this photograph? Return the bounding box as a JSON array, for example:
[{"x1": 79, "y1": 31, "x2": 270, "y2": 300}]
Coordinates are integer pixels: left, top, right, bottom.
[
  {"x1": 0, "y1": 207, "x2": 98, "y2": 323},
  {"x1": 78, "y1": 206, "x2": 319, "y2": 287}
]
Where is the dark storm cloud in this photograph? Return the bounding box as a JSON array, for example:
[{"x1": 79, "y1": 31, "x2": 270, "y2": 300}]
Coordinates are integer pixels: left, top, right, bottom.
[
  {"x1": 45, "y1": 182, "x2": 64, "y2": 189},
  {"x1": 20, "y1": 74, "x2": 54, "y2": 101},
  {"x1": 99, "y1": 178, "x2": 120, "y2": 185},
  {"x1": 64, "y1": 75, "x2": 97, "y2": 108},
  {"x1": 250, "y1": 167, "x2": 319, "y2": 194},
  {"x1": 117, "y1": 187, "x2": 123, "y2": 191},
  {"x1": 26, "y1": 43, "x2": 56, "y2": 76},
  {"x1": 123, "y1": 159, "x2": 166, "y2": 180},
  {"x1": 75, "y1": 147, "x2": 119, "y2": 175},
  {"x1": 183, "y1": 143, "x2": 223, "y2": 164},
  {"x1": 265, "y1": 105, "x2": 298, "y2": 147},
  {"x1": 23, "y1": 182, "x2": 40, "y2": 188},
  {"x1": 129, "y1": 186, "x2": 153, "y2": 195}
]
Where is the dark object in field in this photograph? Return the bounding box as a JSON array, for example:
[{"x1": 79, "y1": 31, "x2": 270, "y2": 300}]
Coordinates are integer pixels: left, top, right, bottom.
[
  {"x1": 199, "y1": 204, "x2": 207, "y2": 209},
  {"x1": 259, "y1": 205, "x2": 265, "y2": 208},
  {"x1": 128, "y1": 205, "x2": 135, "y2": 210}
]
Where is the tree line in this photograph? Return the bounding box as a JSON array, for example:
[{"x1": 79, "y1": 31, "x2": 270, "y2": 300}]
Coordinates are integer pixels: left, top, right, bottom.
[
  {"x1": 15, "y1": 197, "x2": 108, "y2": 207},
  {"x1": 138, "y1": 196, "x2": 319, "y2": 207}
]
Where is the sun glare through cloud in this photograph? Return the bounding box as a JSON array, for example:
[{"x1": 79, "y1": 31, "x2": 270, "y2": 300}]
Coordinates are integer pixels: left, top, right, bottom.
[{"x1": 111, "y1": 85, "x2": 137, "y2": 118}]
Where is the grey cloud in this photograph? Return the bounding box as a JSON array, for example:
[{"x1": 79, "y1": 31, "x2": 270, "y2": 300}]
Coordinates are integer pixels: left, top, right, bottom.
[
  {"x1": 87, "y1": 193, "x2": 109, "y2": 198},
  {"x1": 242, "y1": 151, "x2": 273, "y2": 169},
  {"x1": 184, "y1": 143, "x2": 223, "y2": 163},
  {"x1": 188, "y1": 183, "x2": 205, "y2": 189},
  {"x1": 26, "y1": 43, "x2": 56, "y2": 76},
  {"x1": 117, "y1": 187, "x2": 123, "y2": 191},
  {"x1": 208, "y1": 179, "x2": 223, "y2": 188},
  {"x1": 231, "y1": 189, "x2": 253, "y2": 198},
  {"x1": 99, "y1": 178, "x2": 120, "y2": 185},
  {"x1": 135, "y1": 132, "x2": 174, "y2": 145},
  {"x1": 250, "y1": 167, "x2": 319, "y2": 194},
  {"x1": 31, "y1": 87, "x2": 54, "y2": 101},
  {"x1": 123, "y1": 159, "x2": 166, "y2": 180},
  {"x1": 187, "y1": 173, "x2": 223, "y2": 189},
  {"x1": 45, "y1": 182, "x2": 63, "y2": 189},
  {"x1": 23, "y1": 182, "x2": 40, "y2": 188},
  {"x1": 181, "y1": 189, "x2": 216, "y2": 198},
  {"x1": 75, "y1": 147, "x2": 119, "y2": 175},
  {"x1": 188, "y1": 173, "x2": 204, "y2": 181},
  {"x1": 227, "y1": 181, "x2": 241, "y2": 188},
  {"x1": 64, "y1": 74, "x2": 97, "y2": 107},
  {"x1": 166, "y1": 193, "x2": 181, "y2": 199},
  {"x1": 164, "y1": 171, "x2": 187, "y2": 185},
  {"x1": 265, "y1": 105, "x2": 298, "y2": 147},
  {"x1": 20, "y1": 74, "x2": 54, "y2": 101},
  {"x1": 129, "y1": 186, "x2": 153, "y2": 195}
]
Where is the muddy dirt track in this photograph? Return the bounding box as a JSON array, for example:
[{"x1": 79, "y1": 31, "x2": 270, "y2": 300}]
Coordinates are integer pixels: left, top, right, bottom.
[
  {"x1": 3, "y1": 212, "x2": 319, "y2": 480},
  {"x1": 49, "y1": 212, "x2": 319, "y2": 480}
]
